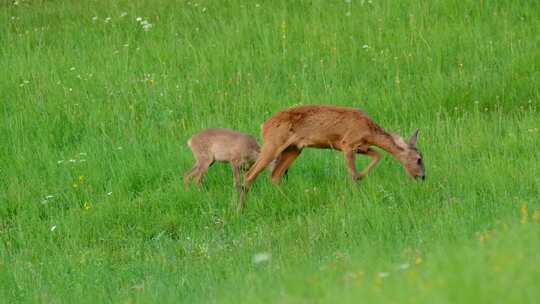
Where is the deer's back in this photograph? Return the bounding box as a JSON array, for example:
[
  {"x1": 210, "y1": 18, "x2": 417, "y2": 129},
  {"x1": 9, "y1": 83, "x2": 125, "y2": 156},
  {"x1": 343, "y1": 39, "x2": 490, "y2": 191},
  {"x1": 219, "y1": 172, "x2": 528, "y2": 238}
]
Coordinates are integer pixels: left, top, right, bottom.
[{"x1": 262, "y1": 105, "x2": 380, "y2": 141}]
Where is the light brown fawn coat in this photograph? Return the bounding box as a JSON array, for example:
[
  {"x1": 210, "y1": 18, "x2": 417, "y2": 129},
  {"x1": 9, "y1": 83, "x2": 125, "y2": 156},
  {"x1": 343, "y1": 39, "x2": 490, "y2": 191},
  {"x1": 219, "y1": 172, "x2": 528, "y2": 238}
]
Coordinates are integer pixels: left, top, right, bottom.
[
  {"x1": 239, "y1": 104, "x2": 425, "y2": 210},
  {"x1": 184, "y1": 128, "x2": 261, "y2": 190}
]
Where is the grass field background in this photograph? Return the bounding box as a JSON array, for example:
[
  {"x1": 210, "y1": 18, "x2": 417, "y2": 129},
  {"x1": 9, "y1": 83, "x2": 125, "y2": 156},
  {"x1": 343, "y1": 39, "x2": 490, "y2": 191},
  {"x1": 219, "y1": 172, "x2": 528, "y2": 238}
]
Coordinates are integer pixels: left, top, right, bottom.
[{"x1": 1, "y1": 0, "x2": 539, "y2": 303}]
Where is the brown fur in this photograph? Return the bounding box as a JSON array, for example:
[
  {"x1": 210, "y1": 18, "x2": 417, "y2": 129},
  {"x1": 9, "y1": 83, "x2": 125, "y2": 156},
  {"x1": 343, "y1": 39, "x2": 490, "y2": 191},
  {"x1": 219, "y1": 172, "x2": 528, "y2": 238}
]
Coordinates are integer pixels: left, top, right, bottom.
[
  {"x1": 184, "y1": 128, "x2": 265, "y2": 190},
  {"x1": 238, "y1": 104, "x2": 425, "y2": 210}
]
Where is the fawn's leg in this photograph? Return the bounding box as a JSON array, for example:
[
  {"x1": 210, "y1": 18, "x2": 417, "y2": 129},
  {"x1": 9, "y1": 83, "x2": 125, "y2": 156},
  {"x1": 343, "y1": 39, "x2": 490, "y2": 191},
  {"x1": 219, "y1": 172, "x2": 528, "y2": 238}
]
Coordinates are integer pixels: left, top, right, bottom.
[
  {"x1": 194, "y1": 158, "x2": 213, "y2": 185},
  {"x1": 230, "y1": 160, "x2": 242, "y2": 191},
  {"x1": 185, "y1": 145, "x2": 212, "y2": 185},
  {"x1": 183, "y1": 163, "x2": 199, "y2": 185},
  {"x1": 271, "y1": 147, "x2": 301, "y2": 184}
]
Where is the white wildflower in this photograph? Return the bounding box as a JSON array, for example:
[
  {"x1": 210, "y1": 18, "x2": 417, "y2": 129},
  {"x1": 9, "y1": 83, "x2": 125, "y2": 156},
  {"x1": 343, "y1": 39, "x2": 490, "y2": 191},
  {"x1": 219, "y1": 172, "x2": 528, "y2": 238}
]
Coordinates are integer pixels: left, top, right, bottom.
[
  {"x1": 141, "y1": 20, "x2": 153, "y2": 31},
  {"x1": 120, "y1": 12, "x2": 128, "y2": 18},
  {"x1": 41, "y1": 195, "x2": 55, "y2": 204},
  {"x1": 252, "y1": 252, "x2": 271, "y2": 264},
  {"x1": 104, "y1": 17, "x2": 111, "y2": 23},
  {"x1": 397, "y1": 263, "x2": 410, "y2": 270},
  {"x1": 362, "y1": 44, "x2": 369, "y2": 49},
  {"x1": 378, "y1": 272, "x2": 390, "y2": 278},
  {"x1": 70, "y1": 67, "x2": 76, "y2": 71},
  {"x1": 92, "y1": 16, "x2": 98, "y2": 21},
  {"x1": 50, "y1": 225, "x2": 57, "y2": 232},
  {"x1": 107, "y1": 192, "x2": 113, "y2": 196}
]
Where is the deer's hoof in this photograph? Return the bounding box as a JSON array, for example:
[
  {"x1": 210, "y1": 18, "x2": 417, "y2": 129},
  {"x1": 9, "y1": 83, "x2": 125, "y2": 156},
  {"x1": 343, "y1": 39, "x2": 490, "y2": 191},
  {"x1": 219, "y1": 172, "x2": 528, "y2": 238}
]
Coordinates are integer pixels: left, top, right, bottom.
[{"x1": 354, "y1": 174, "x2": 365, "y2": 182}]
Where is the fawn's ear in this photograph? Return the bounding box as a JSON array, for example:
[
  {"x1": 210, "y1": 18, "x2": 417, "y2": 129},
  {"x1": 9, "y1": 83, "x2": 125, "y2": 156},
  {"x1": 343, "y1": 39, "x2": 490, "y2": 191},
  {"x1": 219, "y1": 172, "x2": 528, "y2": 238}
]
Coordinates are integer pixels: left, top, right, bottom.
[{"x1": 409, "y1": 128, "x2": 419, "y2": 147}]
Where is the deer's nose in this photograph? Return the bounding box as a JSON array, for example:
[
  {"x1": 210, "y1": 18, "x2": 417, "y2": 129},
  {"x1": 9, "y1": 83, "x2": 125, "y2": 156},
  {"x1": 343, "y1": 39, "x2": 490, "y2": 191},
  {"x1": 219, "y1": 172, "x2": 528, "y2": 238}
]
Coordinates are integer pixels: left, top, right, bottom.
[{"x1": 415, "y1": 175, "x2": 425, "y2": 181}]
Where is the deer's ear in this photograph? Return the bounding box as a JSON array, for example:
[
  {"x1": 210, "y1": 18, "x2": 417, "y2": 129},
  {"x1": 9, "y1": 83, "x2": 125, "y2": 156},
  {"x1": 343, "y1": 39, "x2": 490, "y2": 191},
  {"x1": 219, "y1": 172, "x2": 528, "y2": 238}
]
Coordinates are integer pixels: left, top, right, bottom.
[{"x1": 409, "y1": 128, "x2": 419, "y2": 147}]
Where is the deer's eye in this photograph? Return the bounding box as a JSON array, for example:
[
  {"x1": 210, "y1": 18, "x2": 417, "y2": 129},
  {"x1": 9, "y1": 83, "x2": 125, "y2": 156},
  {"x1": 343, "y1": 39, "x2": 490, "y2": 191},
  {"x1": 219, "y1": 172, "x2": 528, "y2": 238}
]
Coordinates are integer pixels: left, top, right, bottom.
[{"x1": 417, "y1": 158, "x2": 422, "y2": 165}]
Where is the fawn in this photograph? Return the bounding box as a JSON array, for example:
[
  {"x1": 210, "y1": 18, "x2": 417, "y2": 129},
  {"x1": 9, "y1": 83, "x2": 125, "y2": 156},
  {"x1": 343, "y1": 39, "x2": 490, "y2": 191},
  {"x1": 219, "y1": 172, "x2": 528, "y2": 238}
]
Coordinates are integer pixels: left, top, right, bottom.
[
  {"x1": 239, "y1": 104, "x2": 425, "y2": 210},
  {"x1": 184, "y1": 128, "x2": 277, "y2": 190}
]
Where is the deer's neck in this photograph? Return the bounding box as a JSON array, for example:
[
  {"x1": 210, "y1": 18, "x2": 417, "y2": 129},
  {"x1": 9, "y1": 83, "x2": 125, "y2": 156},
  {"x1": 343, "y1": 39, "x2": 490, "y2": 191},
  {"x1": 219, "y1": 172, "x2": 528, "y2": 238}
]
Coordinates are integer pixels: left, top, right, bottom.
[{"x1": 368, "y1": 131, "x2": 405, "y2": 160}]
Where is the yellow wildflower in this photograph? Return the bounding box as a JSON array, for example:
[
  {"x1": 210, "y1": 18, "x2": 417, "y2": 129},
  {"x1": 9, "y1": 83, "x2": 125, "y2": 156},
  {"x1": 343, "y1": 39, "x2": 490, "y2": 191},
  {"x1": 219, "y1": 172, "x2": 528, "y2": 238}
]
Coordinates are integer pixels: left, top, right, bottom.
[
  {"x1": 532, "y1": 210, "x2": 540, "y2": 222},
  {"x1": 520, "y1": 204, "x2": 528, "y2": 225},
  {"x1": 479, "y1": 234, "x2": 486, "y2": 242}
]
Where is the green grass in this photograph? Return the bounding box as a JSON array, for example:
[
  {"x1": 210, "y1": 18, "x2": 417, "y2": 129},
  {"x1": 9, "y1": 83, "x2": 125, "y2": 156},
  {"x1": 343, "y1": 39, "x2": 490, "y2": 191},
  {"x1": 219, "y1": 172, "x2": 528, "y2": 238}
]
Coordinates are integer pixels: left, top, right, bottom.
[{"x1": 1, "y1": 0, "x2": 539, "y2": 303}]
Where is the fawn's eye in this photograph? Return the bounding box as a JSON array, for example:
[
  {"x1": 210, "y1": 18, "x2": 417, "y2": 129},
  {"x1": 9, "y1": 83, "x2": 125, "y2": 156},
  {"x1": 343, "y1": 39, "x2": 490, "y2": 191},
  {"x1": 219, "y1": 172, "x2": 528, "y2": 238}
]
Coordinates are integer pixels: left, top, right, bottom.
[{"x1": 417, "y1": 158, "x2": 422, "y2": 165}]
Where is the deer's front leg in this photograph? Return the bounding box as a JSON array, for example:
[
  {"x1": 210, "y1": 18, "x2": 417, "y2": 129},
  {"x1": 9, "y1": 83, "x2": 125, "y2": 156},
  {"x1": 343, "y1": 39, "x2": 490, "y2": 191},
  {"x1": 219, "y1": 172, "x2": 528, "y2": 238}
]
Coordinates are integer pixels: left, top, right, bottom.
[
  {"x1": 357, "y1": 148, "x2": 381, "y2": 180},
  {"x1": 344, "y1": 149, "x2": 361, "y2": 182}
]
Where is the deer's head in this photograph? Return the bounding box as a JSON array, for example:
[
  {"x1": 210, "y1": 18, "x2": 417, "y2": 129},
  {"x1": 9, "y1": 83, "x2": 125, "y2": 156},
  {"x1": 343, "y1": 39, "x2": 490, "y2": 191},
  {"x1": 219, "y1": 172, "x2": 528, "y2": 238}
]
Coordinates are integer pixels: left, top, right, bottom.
[{"x1": 394, "y1": 129, "x2": 425, "y2": 180}]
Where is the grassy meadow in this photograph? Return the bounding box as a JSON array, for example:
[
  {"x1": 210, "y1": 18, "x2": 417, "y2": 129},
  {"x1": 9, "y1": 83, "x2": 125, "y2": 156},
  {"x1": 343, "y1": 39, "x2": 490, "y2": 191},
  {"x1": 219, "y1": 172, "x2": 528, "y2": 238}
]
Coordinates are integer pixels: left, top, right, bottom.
[{"x1": 1, "y1": 0, "x2": 539, "y2": 302}]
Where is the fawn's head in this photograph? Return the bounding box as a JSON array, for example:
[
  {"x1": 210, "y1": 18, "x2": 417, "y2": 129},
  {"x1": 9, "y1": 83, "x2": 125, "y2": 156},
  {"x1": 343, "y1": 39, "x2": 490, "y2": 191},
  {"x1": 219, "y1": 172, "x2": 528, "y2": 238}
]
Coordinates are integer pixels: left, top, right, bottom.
[
  {"x1": 249, "y1": 149, "x2": 278, "y2": 173},
  {"x1": 394, "y1": 129, "x2": 425, "y2": 180}
]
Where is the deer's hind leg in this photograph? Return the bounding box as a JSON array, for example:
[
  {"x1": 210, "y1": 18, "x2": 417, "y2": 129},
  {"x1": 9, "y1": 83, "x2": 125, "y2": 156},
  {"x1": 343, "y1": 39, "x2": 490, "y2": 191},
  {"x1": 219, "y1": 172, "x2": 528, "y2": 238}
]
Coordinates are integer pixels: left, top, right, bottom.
[
  {"x1": 239, "y1": 142, "x2": 290, "y2": 211},
  {"x1": 271, "y1": 146, "x2": 301, "y2": 184},
  {"x1": 244, "y1": 144, "x2": 286, "y2": 185}
]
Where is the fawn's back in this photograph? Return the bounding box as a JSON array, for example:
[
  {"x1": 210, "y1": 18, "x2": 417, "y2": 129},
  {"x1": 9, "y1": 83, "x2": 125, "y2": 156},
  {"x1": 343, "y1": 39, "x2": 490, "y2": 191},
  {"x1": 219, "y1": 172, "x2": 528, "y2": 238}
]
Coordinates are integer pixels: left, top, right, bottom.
[{"x1": 188, "y1": 128, "x2": 260, "y2": 163}]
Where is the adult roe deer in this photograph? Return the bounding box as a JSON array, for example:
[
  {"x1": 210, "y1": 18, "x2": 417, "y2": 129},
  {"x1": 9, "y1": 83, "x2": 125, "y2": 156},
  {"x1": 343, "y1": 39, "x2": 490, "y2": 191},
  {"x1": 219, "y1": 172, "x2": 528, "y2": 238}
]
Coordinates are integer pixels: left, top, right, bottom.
[
  {"x1": 184, "y1": 128, "x2": 277, "y2": 190},
  {"x1": 239, "y1": 104, "x2": 425, "y2": 210}
]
